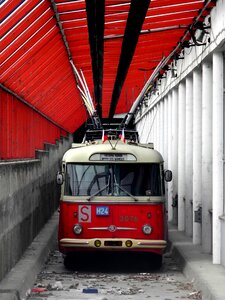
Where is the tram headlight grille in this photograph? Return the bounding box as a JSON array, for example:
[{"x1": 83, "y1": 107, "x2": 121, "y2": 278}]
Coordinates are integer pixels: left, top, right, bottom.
[
  {"x1": 142, "y1": 224, "x2": 152, "y2": 235},
  {"x1": 73, "y1": 224, "x2": 83, "y2": 235}
]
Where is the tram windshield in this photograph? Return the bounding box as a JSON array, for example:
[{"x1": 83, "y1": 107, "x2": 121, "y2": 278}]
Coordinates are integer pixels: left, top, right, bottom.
[{"x1": 64, "y1": 163, "x2": 162, "y2": 197}]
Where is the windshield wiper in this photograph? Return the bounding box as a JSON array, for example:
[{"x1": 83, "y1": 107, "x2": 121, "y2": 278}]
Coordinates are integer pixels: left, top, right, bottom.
[
  {"x1": 113, "y1": 175, "x2": 138, "y2": 201},
  {"x1": 87, "y1": 175, "x2": 110, "y2": 201}
]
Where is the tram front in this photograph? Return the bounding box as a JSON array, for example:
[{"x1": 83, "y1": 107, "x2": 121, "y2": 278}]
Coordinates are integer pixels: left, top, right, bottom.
[{"x1": 57, "y1": 130, "x2": 172, "y2": 268}]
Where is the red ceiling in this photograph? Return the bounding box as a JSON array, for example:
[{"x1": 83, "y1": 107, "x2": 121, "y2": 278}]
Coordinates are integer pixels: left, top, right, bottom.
[{"x1": 1, "y1": 0, "x2": 216, "y2": 133}]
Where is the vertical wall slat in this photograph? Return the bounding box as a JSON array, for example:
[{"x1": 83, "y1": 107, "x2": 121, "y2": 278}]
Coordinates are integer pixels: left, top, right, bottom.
[{"x1": 0, "y1": 88, "x2": 68, "y2": 160}]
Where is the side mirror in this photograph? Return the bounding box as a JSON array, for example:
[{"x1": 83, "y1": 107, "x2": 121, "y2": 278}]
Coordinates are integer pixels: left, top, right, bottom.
[
  {"x1": 164, "y1": 170, "x2": 172, "y2": 182},
  {"x1": 56, "y1": 172, "x2": 64, "y2": 185}
]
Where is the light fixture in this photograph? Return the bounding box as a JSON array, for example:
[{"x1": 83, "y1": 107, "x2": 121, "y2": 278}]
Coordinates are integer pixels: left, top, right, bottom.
[
  {"x1": 172, "y1": 53, "x2": 184, "y2": 61},
  {"x1": 73, "y1": 224, "x2": 83, "y2": 235},
  {"x1": 196, "y1": 31, "x2": 205, "y2": 43},
  {"x1": 143, "y1": 95, "x2": 149, "y2": 107},
  {"x1": 183, "y1": 20, "x2": 211, "y2": 48},
  {"x1": 142, "y1": 224, "x2": 152, "y2": 235},
  {"x1": 196, "y1": 21, "x2": 211, "y2": 44},
  {"x1": 171, "y1": 62, "x2": 177, "y2": 78}
]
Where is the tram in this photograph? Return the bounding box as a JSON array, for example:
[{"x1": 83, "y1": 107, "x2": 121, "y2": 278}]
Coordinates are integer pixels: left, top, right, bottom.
[{"x1": 57, "y1": 129, "x2": 172, "y2": 268}]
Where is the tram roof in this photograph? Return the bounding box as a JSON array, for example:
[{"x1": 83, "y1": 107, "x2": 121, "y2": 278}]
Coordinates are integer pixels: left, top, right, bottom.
[
  {"x1": 62, "y1": 141, "x2": 163, "y2": 163},
  {"x1": 1, "y1": 1, "x2": 216, "y2": 133}
]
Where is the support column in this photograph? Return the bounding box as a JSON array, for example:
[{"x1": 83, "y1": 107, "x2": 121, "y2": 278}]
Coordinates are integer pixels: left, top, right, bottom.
[
  {"x1": 164, "y1": 96, "x2": 169, "y2": 216},
  {"x1": 212, "y1": 52, "x2": 224, "y2": 264},
  {"x1": 146, "y1": 110, "x2": 151, "y2": 143},
  {"x1": 144, "y1": 114, "x2": 148, "y2": 142},
  {"x1": 148, "y1": 109, "x2": 153, "y2": 143},
  {"x1": 185, "y1": 76, "x2": 193, "y2": 237},
  {"x1": 136, "y1": 120, "x2": 140, "y2": 134},
  {"x1": 143, "y1": 114, "x2": 148, "y2": 143},
  {"x1": 146, "y1": 113, "x2": 150, "y2": 143},
  {"x1": 160, "y1": 100, "x2": 164, "y2": 156},
  {"x1": 156, "y1": 103, "x2": 160, "y2": 151},
  {"x1": 202, "y1": 61, "x2": 212, "y2": 253},
  {"x1": 139, "y1": 114, "x2": 145, "y2": 143},
  {"x1": 193, "y1": 68, "x2": 202, "y2": 245},
  {"x1": 154, "y1": 104, "x2": 158, "y2": 149},
  {"x1": 155, "y1": 105, "x2": 158, "y2": 146},
  {"x1": 178, "y1": 82, "x2": 186, "y2": 231},
  {"x1": 164, "y1": 97, "x2": 168, "y2": 169},
  {"x1": 152, "y1": 107, "x2": 156, "y2": 145},
  {"x1": 168, "y1": 93, "x2": 173, "y2": 222},
  {"x1": 172, "y1": 88, "x2": 178, "y2": 225}
]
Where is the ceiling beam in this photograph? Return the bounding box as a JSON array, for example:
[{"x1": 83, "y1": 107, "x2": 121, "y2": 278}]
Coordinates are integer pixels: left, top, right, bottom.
[
  {"x1": 85, "y1": 0, "x2": 105, "y2": 120},
  {"x1": 109, "y1": 0, "x2": 150, "y2": 119}
]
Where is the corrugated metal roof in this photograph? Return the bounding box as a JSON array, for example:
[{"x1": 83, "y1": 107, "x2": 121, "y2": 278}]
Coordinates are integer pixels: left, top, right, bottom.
[{"x1": 1, "y1": 0, "x2": 216, "y2": 133}]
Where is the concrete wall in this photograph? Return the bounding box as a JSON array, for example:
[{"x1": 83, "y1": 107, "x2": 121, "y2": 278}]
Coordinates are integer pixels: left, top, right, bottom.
[
  {"x1": 221, "y1": 217, "x2": 225, "y2": 266},
  {"x1": 135, "y1": 0, "x2": 225, "y2": 267},
  {"x1": 0, "y1": 135, "x2": 73, "y2": 281}
]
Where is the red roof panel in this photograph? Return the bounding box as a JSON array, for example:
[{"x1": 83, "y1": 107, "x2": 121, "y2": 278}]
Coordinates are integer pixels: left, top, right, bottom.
[{"x1": 1, "y1": 0, "x2": 216, "y2": 132}]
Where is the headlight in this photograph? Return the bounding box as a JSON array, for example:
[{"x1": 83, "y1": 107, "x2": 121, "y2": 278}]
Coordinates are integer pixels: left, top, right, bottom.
[
  {"x1": 73, "y1": 224, "x2": 83, "y2": 235},
  {"x1": 142, "y1": 224, "x2": 152, "y2": 235},
  {"x1": 94, "y1": 240, "x2": 101, "y2": 247},
  {"x1": 125, "y1": 240, "x2": 133, "y2": 247}
]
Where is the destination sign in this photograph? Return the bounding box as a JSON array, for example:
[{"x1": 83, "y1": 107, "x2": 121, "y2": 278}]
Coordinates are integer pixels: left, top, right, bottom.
[{"x1": 90, "y1": 153, "x2": 136, "y2": 161}]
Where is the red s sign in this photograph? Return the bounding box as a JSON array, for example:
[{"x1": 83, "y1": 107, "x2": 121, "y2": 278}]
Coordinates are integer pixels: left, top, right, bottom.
[{"x1": 78, "y1": 205, "x2": 91, "y2": 223}]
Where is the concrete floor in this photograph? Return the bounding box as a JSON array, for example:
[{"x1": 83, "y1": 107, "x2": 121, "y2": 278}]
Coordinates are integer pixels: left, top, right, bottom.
[
  {"x1": 27, "y1": 249, "x2": 201, "y2": 300},
  {"x1": 0, "y1": 213, "x2": 225, "y2": 300}
]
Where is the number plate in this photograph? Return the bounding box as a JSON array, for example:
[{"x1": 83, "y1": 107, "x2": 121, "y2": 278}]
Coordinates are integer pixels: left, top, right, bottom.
[{"x1": 96, "y1": 206, "x2": 109, "y2": 216}]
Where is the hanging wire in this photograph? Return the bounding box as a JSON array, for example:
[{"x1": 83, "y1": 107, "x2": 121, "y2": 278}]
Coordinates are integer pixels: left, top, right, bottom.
[{"x1": 145, "y1": 105, "x2": 159, "y2": 142}]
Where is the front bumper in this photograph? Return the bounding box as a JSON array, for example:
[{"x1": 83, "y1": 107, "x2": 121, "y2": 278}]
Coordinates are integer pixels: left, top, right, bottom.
[{"x1": 59, "y1": 238, "x2": 167, "y2": 250}]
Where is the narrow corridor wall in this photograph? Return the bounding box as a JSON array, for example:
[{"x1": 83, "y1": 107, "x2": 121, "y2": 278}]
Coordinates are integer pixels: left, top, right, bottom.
[
  {"x1": 135, "y1": 0, "x2": 225, "y2": 266},
  {"x1": 0, "y1": 136, "x2": 72, "y2": 281}
]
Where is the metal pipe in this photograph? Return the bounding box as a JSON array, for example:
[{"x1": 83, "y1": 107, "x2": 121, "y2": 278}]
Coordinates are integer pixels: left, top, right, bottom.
[
  {"x1": 50, "y1": 0, "x2": 72, "y2": 60},
  {"x1": 124, "y1": 58, "x2": 165, "y2": 126},
  {"x1": 104, "y1": 25, "x2": 188, "y2": 40}
]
